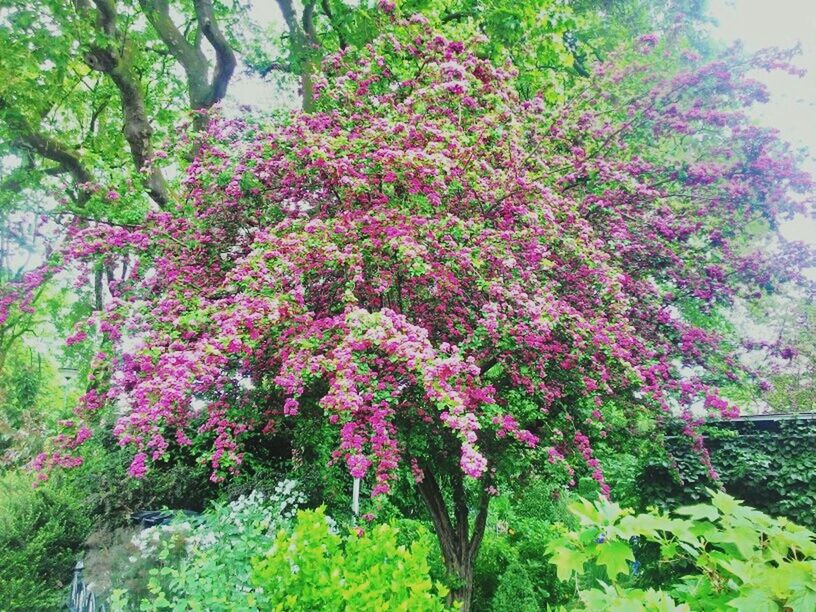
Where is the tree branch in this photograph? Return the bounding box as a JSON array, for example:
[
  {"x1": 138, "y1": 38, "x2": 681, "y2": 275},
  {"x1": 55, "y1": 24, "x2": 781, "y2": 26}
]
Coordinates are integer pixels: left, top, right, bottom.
[
  {"x1": 92, "y1": 0, "x2": 117, "y2": 35},
  {"x1": 1, "y1": 98, "x2": 94, "y2": 203},
  {"x1": 451, "y1": 472, "x2": 469, "y2": 553},
  {"x1": 275, "y1": 0, "x2": 317, "y2": 110},
  {"x1": 141, "y1": 0, "x2": 236, "y2": 116},
  {"x1": 415, "y1": 468, "x2": 458, "y2": 566},
  {"x1": 258, "y1": 61, "x2": 296, "y2": 77},
  {"x1": 468, "y1": 490, "x2": 490, "y2": 561},
  {"x1": 85, "y1": 45, "x2": 169, "y2": 207},
  {"x1": 320, "y1": 0, "x2": 347, "y2": 50},
  {"x1": 138, "y1": 0, "x2": 209, "y2": 112},
  {"x1": 193, "y1": 0, "x2": 237, "y2": 107},
  {"x1": 79, "y1": 2, "x2": 169, "y2": 207}
]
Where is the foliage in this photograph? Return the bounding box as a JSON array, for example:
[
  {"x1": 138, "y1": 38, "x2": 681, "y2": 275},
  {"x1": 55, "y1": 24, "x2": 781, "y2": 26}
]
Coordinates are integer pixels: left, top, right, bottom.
[
  {"x1": 74, "y1": 434, "x2": 217, "y2": 524},
  {"x1": 111, "y1": 483, "x2": 307, "y2": 610},
  {"x1": 472, "y1": 475, "x2": 576, "y2": 609},
  {"x1": 751, "y1": 297, "x2": 816, "y2": 413},
  {"x1": 0, "y1": 0, "x2": 241, "y2": 214},
  {"x1": 0, "y1": 1, "x2": 812, "y2": 609},
  {"x1": 113, "y1": 492, "x2": 448, "y2": 610},
  {"x1": 547, "y1": 492, "x2": 816, "y2": 611},
  {"x1": 637, "y1": 419, "x2": 816, "y2": 530},
  {"x1": 29, "y1": 11, "x2": 812, "y2": 607},
  {"x1": 251, "y1": 507, "x2": 449, "y2": 611},
  {"x1": 0, "y1": 470, "x2": 92, "y2": 610},
  {"x1": 53, "y1": 23, "x2": 809, "y2": 482},
  {"x1": 490, "y1": 559, "x2": 538, "y2": 611}
]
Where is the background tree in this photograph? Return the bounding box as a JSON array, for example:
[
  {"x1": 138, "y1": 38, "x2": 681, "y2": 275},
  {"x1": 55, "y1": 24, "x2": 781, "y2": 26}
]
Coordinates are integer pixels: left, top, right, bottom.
[{"x1": 0, "y1": 0, "x2": 239, "y2": 213}]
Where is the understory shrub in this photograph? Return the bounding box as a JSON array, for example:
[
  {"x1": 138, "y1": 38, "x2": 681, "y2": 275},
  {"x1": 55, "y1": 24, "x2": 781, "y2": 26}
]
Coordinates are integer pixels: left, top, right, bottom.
[
  {"x1": 112, "y1": 492, "x2": 447, "y2": 611},
  {"x1": 111, "y1": 482, "x2": 306, "y2": 610},
  {"x1": 473, "y1": 477, "x2": 576, "y2": 610},
  {"x1": 75, "y1": 434, "x2": 216, "y2": 525},
  {"x1": 251, "y1": 507, "x2": 449, "y2": 611},
  {"x1": 548, "y1": 491, "x2": 816, "y2": 610},
  {"x1": 0, "y1": 470, "x2": 92, "y2": 610},
  {"x1": 490, "y1": 559, "x2": 538, "y2": 611}
]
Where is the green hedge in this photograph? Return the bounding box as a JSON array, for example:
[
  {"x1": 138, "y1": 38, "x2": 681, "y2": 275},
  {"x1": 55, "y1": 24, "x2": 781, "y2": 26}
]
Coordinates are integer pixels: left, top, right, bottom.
[{"x1": 636, "y1": 419, "x2": 816, "y2": 529}]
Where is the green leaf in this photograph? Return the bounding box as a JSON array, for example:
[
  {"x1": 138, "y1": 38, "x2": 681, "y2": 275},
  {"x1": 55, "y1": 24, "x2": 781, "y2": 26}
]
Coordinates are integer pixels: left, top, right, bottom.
[
  {"x1": 788, "y1": 586, "x2": 816, "y2": 612},
  {"x1": 596, "y1": 540, "x2": 635, "y2": 580},
  {"x1": 727, "y1": 589, "x2": 779, "y2": 612},
  {"x1": 550, "y1": 545, "x2": 586, "y2": 581},
  {"x1": 568, "y1": 498, "x2": 601, "y2": 526},
  {"x1": 675, "y1": 503, "x2": 719, "y2": 522}
]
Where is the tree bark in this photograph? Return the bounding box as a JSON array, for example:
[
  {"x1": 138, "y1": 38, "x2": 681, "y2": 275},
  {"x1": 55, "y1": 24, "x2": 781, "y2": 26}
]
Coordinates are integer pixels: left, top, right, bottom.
[
  {"x1": 415, "y1": 467, "x2": 490, "y2": 611},
  {"x1": 81, "y1": 0, "x2": 170, "y2": 207},
  {"x1": 140, "y1": 0, "x2": 236, "y2": 126},
  {"x1": 275, "y1": 0, "x2": 318, "y2": 111},
  {"x1": 0, "y1": 97, "x2": 94, "y2": 205}
]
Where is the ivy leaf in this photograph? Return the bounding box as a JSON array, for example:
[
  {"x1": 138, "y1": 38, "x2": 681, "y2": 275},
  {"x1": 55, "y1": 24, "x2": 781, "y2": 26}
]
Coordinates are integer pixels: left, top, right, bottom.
[{"x1": 596, "y1": 540, "x2": 635, "y2": 580}]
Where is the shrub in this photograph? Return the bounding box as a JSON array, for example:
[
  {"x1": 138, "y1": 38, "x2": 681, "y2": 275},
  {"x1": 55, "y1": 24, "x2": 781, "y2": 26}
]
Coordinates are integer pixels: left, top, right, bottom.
[
  {"x1": 75, "y1": 435, "x2": 216, "y2": 525},
  {"x1": 111, "y1": 482, "x2": 306, "y2": 610},
  {"x1": 473, "y1": 534, "x2": 518, "y2": 609},
  {"x1": 252, "y1": 507, "x2": 449, "y2": 611},
  {"x1": 547, "y1": 491, "x2": 816, "y2": 610},
  {"x1": 473, "y1": 478, "x2": 575, "y2": 610},
  {"x1": 0, "y1": 471, "x2": 92, "y2": 610},
  {"x1": 491, "y1": 560, "x2": 538, "y2": 612}
]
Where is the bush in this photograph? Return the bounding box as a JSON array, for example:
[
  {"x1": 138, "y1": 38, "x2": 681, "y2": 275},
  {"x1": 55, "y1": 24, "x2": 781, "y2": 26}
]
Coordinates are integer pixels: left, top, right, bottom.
[
  {"x1": 115, "y1": 495, "x2": 448, "y2": 611},
  {"x1": 547, "y1": 492, "x2": 816, "y2": 610},
  {"x1": 472, "y1": 477, "x2": 576, "y2": 610},
  {"x1": 252, "y1": 507, "x2": 449, "y2": 611},
  {"x1": 0, "y1": 470, "x2": 92, "y2": 610},
  {"x1": 491, "y1": 560, "x2": 538, "y2": 612},
  {"x1": 111, "y1": 482, "x2": 306, "y2": 610},
  {"x1": 75, "y1": 435, "x2": 216, "y2": 526},
  {"x1": 473, "y1": 534, "x2": 518, "y2": 609}
]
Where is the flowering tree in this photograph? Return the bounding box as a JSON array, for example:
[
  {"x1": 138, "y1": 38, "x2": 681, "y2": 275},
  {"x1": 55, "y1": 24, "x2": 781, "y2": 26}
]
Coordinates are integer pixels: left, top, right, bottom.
[{"x1": 36, "y1": 16, "x2": 812, "y2": 607}]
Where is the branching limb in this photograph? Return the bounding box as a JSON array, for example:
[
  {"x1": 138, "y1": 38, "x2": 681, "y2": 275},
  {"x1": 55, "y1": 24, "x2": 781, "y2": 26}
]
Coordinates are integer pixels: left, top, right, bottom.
[
  {"x1": 79, "y1": 1, "x2": 170, "y2": 207},
  {"x1": 320, "y1": 0, "x2": 347, "y2": 50},
  {"x1": 140, "y1": 0, "x2": 236, "y2": 115},
  {"x1": 193, "y1": 0, "x2": 237, "y2": 107}
]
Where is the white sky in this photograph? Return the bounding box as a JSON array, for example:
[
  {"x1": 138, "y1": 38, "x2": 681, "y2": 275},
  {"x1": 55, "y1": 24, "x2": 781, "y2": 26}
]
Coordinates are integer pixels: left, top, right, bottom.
[{"x1": 709, "y1": 0, "x2": 816, "y2": 245}]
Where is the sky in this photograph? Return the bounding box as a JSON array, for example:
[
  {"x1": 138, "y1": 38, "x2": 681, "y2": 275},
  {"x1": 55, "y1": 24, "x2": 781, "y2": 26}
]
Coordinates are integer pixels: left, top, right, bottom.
[{"x1": 708, "y1": 0, "x2": 816, "y2": 245}]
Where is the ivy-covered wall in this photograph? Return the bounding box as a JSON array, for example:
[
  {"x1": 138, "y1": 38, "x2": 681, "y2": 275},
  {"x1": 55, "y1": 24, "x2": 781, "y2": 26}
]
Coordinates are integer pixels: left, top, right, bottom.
[{"x1": 636, "y1": 418, "x2": 816, "y2": 529}]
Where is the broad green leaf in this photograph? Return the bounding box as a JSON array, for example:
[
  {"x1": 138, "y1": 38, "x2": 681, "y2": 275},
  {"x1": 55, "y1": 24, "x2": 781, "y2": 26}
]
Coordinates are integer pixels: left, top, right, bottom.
[
  {"x1": 727, "y1": 589, "x2": 779, "y2": 612},
  {"x1": 788, "y1": 586, "x2": 816, "y2": 612},
  {"x1": 676, "y1": 504, "x2": 719, "y2": 522},
  {"x1": 596, "y1": 540, "x2": 635, "y2": 580},
  {"x1": 550, "y1": 545, "x2": 586, "y2": 581}
]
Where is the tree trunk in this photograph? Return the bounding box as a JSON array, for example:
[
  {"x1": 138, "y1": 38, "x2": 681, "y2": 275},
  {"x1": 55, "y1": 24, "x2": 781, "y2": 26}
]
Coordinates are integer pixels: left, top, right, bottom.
[{"x1": 415, "y1": 468, "x2": 490, "y2": 612}]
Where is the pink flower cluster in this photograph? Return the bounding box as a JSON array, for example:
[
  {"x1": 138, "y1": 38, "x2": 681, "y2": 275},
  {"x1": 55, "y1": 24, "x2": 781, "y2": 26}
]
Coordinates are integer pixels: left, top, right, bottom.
[{"x1": 34, "y1": 19, "x2": 812, "y2": 500}]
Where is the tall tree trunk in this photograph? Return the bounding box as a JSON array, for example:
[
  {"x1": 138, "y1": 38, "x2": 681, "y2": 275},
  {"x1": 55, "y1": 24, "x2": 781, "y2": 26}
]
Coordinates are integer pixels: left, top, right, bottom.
[{"x1": 415, "y1": 468, "x2": 490, "y2": 611}]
